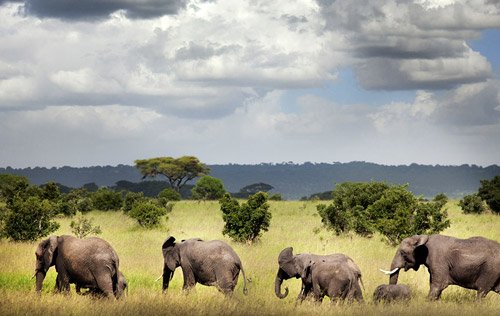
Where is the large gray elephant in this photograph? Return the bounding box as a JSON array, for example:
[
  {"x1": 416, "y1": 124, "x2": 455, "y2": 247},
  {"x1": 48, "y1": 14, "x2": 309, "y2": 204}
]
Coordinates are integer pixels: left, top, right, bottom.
[
  {"x1": 161, "y1": 236, "x2": 248, "y2": 295},
  {"x1": 381, "y1": 234, "x2": 500, "y2": 300},
  {"x1": 34, "y1": 235, "x2": 121, "y2": 298},
  {"x1": 275, "y1": 247, "x2": 363, "y2": 303}
]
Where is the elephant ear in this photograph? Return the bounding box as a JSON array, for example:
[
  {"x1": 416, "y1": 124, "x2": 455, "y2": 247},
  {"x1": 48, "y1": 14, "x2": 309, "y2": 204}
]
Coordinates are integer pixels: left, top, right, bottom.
[
  {"x1": 38, "y1": 236, "x2": 58, "y2": 271},
  {"x1": 412, "y1": 235, "x2": 429, "y2": 247},
  {"x1": 300, "y1": 259, "x2": 314, "y2": 282},
  {"x1": 161, "y1": 236, "x2": 175, "y2": 249},
  {"x1": 278, "y1": 247, "x2": 294, "y2": 265},
  {"x1": 162, "y1": 236, "x2": 178, "y2": 271},
  {"x1": 412, "y1": 235, "x2": 429, "y2": 264}
]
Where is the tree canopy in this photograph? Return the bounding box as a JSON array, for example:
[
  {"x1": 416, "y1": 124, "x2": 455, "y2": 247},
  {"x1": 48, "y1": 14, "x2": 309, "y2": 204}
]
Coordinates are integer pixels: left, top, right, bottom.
[{"x1": 134, "y1": 156, "x2": 209, "y2": 192}]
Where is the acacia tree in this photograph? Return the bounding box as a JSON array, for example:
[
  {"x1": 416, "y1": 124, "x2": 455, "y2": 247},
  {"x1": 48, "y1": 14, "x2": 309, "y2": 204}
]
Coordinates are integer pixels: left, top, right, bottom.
[{"x1": 135, "y1": 156, "x2": 209, "y2": 192}]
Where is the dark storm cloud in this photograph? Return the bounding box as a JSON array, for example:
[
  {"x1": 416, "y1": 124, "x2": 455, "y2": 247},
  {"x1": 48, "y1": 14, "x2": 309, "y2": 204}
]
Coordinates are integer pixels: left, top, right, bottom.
[
  {"x1": 8, "y1": 0, "x2": 194, "y2": 20},
  {"x1": 354, "y1": 38, "x2": 467, "y2": 60},
  {"x1": 355, "y1": 58, "x2": 492, "y2": 91}
]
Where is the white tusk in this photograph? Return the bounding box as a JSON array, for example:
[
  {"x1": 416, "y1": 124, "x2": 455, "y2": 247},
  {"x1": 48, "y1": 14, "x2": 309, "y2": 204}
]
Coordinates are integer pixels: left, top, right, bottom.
[
  {"x1": 379, "y1": 268, "x2": 399, "y2": 275},
  {"x1": 31, "y1": 272, "x2": 37, "y2": 280},
  {"x1": 155, "y1": 275, "x2": 162, "y2": 282}
]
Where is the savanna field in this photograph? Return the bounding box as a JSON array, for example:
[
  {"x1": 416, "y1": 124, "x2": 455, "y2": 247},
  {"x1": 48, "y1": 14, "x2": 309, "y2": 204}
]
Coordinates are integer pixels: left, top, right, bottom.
[{"x1": 1, "y1": 200, "x2": 499, "y2": 315}]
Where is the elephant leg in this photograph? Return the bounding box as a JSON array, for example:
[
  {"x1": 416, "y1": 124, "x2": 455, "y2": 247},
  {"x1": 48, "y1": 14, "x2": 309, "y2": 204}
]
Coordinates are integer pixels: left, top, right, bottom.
[
  {"x1": 476, "y1": 289, "x2": 489, "y2": 300},
  {"x1": 296, "y1": 283, "x2": 312, "y2": 302},
  {"x1": 216, "y1": 274, "x2": 236, "y2": 296},
  {"x1": 55, "y1": 273, "x2": 70, "y2": 294},
  {"x1": 428, "y1": 284, "x2": 446, "y2": 300},
  {"x1": 181, "y1": 268, "x2": 196, "y2": 292},
  {"x1": 328, "y1": 283, "x2": 345, "y2": 305},
  {"x1": 93, "y1": 270, "x2": 114, "y2": 298}
]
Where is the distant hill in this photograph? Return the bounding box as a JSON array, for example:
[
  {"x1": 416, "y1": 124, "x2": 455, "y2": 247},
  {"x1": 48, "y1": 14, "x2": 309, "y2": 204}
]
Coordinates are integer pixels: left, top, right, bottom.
[{"x1": 1, "y1": 162, "x2": 499, "y2": 200}]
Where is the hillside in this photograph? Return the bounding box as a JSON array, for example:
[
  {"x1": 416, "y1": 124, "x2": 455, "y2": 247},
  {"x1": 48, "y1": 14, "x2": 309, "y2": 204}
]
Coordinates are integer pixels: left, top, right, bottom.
[{"x1": 1, "y1": 162, "x2": 499, "y2": 199}]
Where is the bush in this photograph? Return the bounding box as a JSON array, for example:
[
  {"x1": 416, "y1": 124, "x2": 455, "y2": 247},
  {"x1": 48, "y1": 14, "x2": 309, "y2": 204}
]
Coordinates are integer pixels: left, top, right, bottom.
[
  {"x1": 317, "y1": 182, "x2": 390, "y2": 237},
  {"x1": 317, "y1": 182, "x2": 450, "y2": 245},
  {"x1": 70, "y1": 215, "x2": 102, "y2": 238},
  {"x1": 123, "y1": 191, "x2": 147, "y2": 213},
  {"x1": 478, "y1": 176, "x2": 500, "y2": 214},
  {"x1": 2, "y1": 196, "x2": 60, "y2": 241},
  {"x1": 269, "y1": 193, "x2": 283, "y2": 201},
  {"x1": 220, "y1": 192, "x2": 271, "y2": 244},
  {"x1": 191, "y1": 176, "x2": 226, "y2": 200},
  {"x1": 128, "y1": 201, "x2": 168, "y2": 228},
  {"x1": 90, "y1": 188, "x2": 122, "y2": 211},
  {"x1": 0, "y1": 174, "x2": 31, "y2": 206},
  {"x1": 459, "y1": 194, "x2": 486, "y2": 214},
  {"x1": 40, "y1": 182, "x2": 61, "y2": 201},
  {"x1": 371, "y1": 186, "x2": 450, "y2": 245},
  {"x1": 158, "y1": 188, "x2": 181, "y2": 201}
]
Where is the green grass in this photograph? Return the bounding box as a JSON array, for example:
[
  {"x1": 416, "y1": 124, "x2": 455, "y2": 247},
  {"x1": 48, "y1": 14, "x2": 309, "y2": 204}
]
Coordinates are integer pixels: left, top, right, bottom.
[{"x1": 1, "y1": 200, "x2": 499, "y2": 315}]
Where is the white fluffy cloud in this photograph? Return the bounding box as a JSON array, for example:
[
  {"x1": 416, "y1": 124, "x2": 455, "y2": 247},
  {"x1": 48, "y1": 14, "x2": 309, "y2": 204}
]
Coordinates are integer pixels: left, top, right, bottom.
[{"x1": 0, "y1": 0, "x2": 499, "y2": 167}]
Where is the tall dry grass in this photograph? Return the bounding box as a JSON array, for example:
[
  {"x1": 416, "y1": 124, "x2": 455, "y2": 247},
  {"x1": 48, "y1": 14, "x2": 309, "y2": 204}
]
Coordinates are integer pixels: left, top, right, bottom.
[{"x1": 1, "y1": 200, "x2": 499, "y2": 315}]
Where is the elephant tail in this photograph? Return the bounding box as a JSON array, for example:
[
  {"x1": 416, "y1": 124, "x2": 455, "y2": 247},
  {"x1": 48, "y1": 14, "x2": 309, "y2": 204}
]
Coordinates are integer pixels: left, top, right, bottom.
[
  {"x1": 358, "y1": 273, "x2": 365, "y2": 291},
  {"x1": 240, "y1": 265, "x2": 248, "y2": 295}
]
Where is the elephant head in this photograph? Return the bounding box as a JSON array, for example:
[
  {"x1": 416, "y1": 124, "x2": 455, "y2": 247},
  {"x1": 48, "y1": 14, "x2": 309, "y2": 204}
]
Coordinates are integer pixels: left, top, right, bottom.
[
  {"x1": 275, "y1": 247, "x2": 313, "y2": 299},
  {"x1": 34, "y1": 236, "x2": 58, "y2": 293},
  {"x1": 381, "y1": 235, "x2": 429, "y2": 284},
  {"x1": 115, "y1": 271, "x2": 128, "y2": 298},
  {"x1": 161, "y1": 236, "x2": 181, "y2": 293}
]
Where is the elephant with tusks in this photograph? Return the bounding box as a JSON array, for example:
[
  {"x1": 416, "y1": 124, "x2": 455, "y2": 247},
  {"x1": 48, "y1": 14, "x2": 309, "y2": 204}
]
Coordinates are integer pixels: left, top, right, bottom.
[{"x1": 380, "y1": 234, "x2": 500, "y2": 300}]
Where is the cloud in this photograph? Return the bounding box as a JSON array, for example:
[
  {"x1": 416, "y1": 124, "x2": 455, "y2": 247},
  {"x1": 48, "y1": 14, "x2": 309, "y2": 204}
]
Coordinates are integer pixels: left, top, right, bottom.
[
  {"x1": 0, "y1": 0, "x2": 192, "y2": 20},
  {"x1": 317, "y1": 0, "x2": 499, "y2": 90}
]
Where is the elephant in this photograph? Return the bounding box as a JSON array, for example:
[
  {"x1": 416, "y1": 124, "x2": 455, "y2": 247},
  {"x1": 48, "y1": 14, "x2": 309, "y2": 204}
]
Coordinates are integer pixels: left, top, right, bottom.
[
  {"x1": 373, "y1": 284, "x2": 411, "y2": 303},
  {"x1": 34, "y1": 235, "x2": 121, "y2": 298},
  {"x1": 380, "y1": 234, "x2": 500, "y2": 300},
  {"x1": 161, "y1": 236, "x2": 248, "y2": 295},
  {"x1": 275, "y1": 247, "x2": 363, "y2": 303},
  {"x1": 76, "y1": 271, "x2": 128, "y2": 298}
]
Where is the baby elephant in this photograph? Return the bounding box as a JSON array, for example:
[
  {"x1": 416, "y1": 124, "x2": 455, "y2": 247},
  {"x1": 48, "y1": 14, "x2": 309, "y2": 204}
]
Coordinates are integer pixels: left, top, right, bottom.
[
  {"x1": 76, "y1": 271, "x2": 127, "y2": 298},
  {"x1": 373, "y1": 284, "x2": 411, "y2": 303}
]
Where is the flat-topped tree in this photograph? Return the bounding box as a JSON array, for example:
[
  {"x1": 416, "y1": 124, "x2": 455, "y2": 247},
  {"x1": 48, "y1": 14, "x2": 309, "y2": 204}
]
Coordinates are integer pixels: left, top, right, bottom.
[{"x1": 134, "y1": 156, "x2": 210, "y2": 192}]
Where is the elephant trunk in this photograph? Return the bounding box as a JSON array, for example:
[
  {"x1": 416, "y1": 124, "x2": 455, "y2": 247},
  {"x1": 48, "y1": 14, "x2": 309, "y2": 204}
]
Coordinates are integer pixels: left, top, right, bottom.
[
  {"x1": 274, "y1": 270, "x2": 289, "y2": 299},
  {"x1": 35, "y1": 271, "x2": 45, "y2": 293},
  {"x1": 162, "y1": 268, "x2": 174, "y2": 294},
  {"x1": 389, "y1": 255, "x2": 403, "y2": 285}
]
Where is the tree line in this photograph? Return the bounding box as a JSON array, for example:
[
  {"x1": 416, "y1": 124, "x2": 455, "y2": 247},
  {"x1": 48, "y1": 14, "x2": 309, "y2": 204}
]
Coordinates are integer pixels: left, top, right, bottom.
[
  {"x1": 3, "y1": 161, "x2": 499, "y2": 199},
  {"x1": 1, "y1": 155, "x2": 499, "y2": 246}
]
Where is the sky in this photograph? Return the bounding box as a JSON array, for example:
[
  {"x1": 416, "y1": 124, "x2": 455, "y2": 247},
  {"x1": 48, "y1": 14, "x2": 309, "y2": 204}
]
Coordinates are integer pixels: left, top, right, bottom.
[{"x1": 0, "y1": 0, "x2": 499, "y2": 168}]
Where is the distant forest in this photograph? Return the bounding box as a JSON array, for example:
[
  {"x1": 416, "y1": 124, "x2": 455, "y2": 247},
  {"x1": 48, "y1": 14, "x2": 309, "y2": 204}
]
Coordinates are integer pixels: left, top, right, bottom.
[{"x1": 1, "y1": 162, "x2": 499, "y2": 200}]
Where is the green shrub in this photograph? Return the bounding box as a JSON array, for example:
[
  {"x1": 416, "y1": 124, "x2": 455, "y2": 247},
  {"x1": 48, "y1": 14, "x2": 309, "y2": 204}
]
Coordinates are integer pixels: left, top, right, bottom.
[
  {"x1": 158, "y1": 188, "x2": 181, "y2": 201},
  {"x1": 317, "y1": 182, "x2": 389, "y2": 237},
  {"x1": 128, "y1": 201, "x2": 168, "y2": 228},
  {"x1": 269, "y1": 193, "x2": 283, "y2": 201},
  {"x1": 478, "y1": 176, "x2": 500, "y2": 214},
  {"x1": 220, "y1": 192, "x2": 271, "y2": 244},
  {"x1": 2, "y1": 196, "x2": 60, "y2": 241},
  {"x1": 458, "y1": 194, "x2": 486, "y2": 214},
  {"x1": 40, "y1": 182, "x2": 61, "y2": 201},
  {"x1": 318, "y1": 182, "x2": 450, "y2": 245},
  {"x1": 123, "y1": 191, "x2": 147, "y2": 213},
  {"x1": 90, "y1": 188, "x2": 122, "y2": 211},
  {"x1": 191, "y1": 176, "x2": 226, "y2": 200},
  {"x1": 70, "y1": 215, "x2": 102, "y2": 238}
]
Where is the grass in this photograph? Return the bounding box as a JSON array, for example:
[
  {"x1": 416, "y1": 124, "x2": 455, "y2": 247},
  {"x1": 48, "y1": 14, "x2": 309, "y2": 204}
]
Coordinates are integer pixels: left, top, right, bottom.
[{"x1": 1, "y1": 200, "x2": 499, "y2": 315}]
